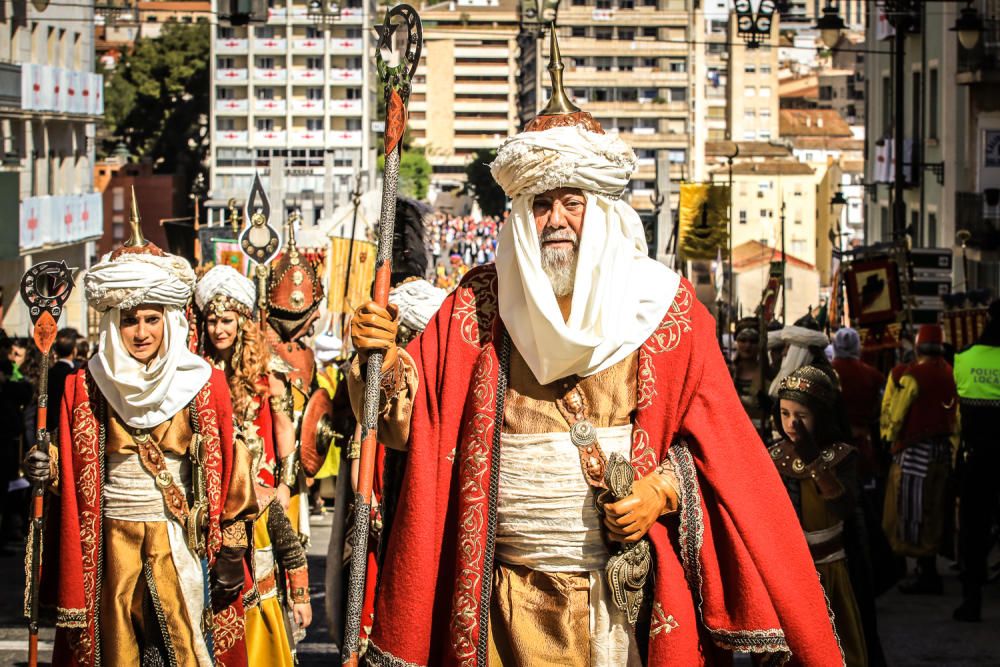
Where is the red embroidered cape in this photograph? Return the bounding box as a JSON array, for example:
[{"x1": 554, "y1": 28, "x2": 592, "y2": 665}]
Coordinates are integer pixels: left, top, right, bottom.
[
  {"x1": 367, "y1": 265, "x2": 843, "y2": 666},
  {"x1": 43, "y1": 367, "x2": 249, "y2": 667}
]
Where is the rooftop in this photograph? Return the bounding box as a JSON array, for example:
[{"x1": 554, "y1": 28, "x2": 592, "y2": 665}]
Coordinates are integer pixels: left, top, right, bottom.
[
  {"x1": 780, "y1": 109, "x2": 853, "y2": 138},
  {"x1": 705, "y1": 141, "x2": 792, "y2": 158},
  {"x1": 791, "y1": 137, "x2": 865, "y2": 151},
  {"x1": 733, "y1": 240, "x2": 815, "y2": 272},
  {"x1": 715, "y1": 160, "x2": 815, "y2": 176}
]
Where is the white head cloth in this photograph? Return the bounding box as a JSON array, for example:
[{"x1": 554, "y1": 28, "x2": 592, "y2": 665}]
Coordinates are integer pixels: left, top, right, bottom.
[
  {"x1": 194, "y1": 264, "x2": 256, "y2": 314},
  {"x1": 767, "y1": 325, "x2": 831, "y2": 398},
  {"x1": 85, "y1": 250, "x2": 211, "y2": 429},
  {"x1": 314, "y1": 330, "x2": 344, "y2": 365},
  {"x1": 491, "y1": 125, "x2": 680, "y2": 385},
  {"x1": 389, "y1": 279, "x2": 447, "y2": 334}
]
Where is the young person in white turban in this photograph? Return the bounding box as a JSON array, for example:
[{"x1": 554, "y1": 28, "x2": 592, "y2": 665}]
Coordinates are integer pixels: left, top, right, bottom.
[
  {"x1": 23, "y1": 209, "x2": 257, "y2": 667},
  {"x1": 346, "y1": 30, "x2": 842, "y2": 667},
  {"x1": 193, "y1": 264, "x2": 312, "y2": 666}
]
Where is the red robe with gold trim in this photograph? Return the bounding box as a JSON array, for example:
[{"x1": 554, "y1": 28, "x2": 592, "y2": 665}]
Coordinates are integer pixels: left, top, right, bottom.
[
  {"x1": 366, "y1": 265, "x2": 843, "y2": 666},
  {"x1": 43, "y1": 368, "x2": 250, "y2": 667}
]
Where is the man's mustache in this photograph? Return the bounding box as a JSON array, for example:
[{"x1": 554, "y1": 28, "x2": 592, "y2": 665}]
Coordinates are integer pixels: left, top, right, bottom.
[{"x1": 539, "y1": 228, "x2": 579, "y2": 246}]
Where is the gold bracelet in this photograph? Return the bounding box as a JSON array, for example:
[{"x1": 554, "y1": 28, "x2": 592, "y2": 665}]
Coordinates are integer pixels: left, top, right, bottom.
[{"x1": 279, "y1": 452, "x2": 299, "y2": 488}]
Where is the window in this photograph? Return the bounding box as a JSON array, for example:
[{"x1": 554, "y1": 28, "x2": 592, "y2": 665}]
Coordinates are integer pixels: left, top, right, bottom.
[
  {"x1": 790, "y1": 240, "x2": 806, "y2": 256},
  {"x1": 618, "y1": 27, "x2": 636, "y2": 41},
  {"x1": 744, "y1": 64, "x2": 756, "y2": 74},
  {"x1": 759, "y1": 86, "x2": 771, "y2": 98},
  {"x1": 306, "y1": 26, "x2": 321, "y2": 39},
  {"x1": 256, "y1": 26, "x2": 275, "y2": 38},
  {"x1": 218, "y1": 27, "x2": 234, "y2": 38},
  {"x1": 217, "y1": 87, "x2": 235, "y2": 100},
  {"x1": 744, "y1": 87, "x2": 756, "y2": 97},
  {"x1": 743, "y1": 130, "x2": 756, "y2": 140},
  {"x1": 346, "y1": 118, "x2": 362, "y2": 131},
  {"x1": 760, "y1": 65, "x2": 771, "y2": 74},
  {"x1": 572, "y1": 57, "x2": 586, "y2": 68},
  {"x1": 618, "y1": 57, "x2": 635, "y2": 72},
  {"x1": 112, "y1": 187, "x2": 125, "y2": 211},
  {"x1": 595, "y1": 27, "x2": 613, "y2": 40},
  {"x1": 928, "y1": 68, "x2": 938, "y2": 140},
  {"x1": 346, "y1": 87, "x2": 362, "y2": 99},
  {"x1": 217, "y1": 57, "x2": 235, "y2": 69},
  {"x1": 641, "y1": 26, "x2": 658, "y2": 38},
  {"x1": 619, "y1": 0, "x2": 635, "y2": 8},
  {"x1": 620, "y1": 88, "x2": 638, "y2": 102},
  {"x1": 596, "y1": 57, "x2": 612, "y2": 71},
  {"x1": 744, "y1": 110, "x2": 756, "y2": 121},
  {"x1": 794, "y1": 213, "x2": 802, "y2": 225},
  {"x1": 306, "y1": 87, "x2": 323, "y2": 100},
  {"x1": 668, "y1": 149, "x2": 686, "y2": 163},
  {"x1": 928, "y1": 212, "x2": 937, "y2": 246},
  {"x1": 643, "y1": 0, "x2": 657, "y2": 6},
  {"x1": 257, "y1": 57, "x2": 275, "y2": 69},
  {"x1": 256, "y1": 87, "x2": 275, "y2": 100},
  {"x1": 597, "y1": 0, "x2": 612, "y2": 7},
  {"x1": 739, "y1": 210, "x2": 748, "y2": 224},
  {"x1": 572, "y1": 26, "x2": 587, "y2": 38},
  {"x1": 306, "y1": 118, "x2": 323, "y2": 131},
  {"x1": 642, "y1": 57, "x2": 657, "y2": 68},
  {"x1": 669, "y1": 87, "x2": 686, "y2": 102},
  {"x1": 669, "y1": 59, "x2": 685, "y2": 72},
  {"x1": 306, "y1": 56, "x2": 323, "y2": 70},
  {"x1": 256, "y1": 118, "x2": 274, "y2": 131},
  {"x1": 217, "y1": 118, "x2": 235, "y2": 131}
]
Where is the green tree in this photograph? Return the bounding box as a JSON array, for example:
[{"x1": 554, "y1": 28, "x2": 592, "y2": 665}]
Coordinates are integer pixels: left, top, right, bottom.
[
  {"x1": 102, "y1": 22, "x2": 210, "y2": 200},
  {"x1": 464, "y1": 148, "x2": 506, "y2": 217}
]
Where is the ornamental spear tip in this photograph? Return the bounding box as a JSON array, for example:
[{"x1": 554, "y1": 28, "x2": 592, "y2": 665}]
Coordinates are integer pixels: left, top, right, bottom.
[
  {"x1": 538, "y1": 22, "x2": 581, "y2": 117},
  {"x1": 125, "y1": 185, "x2": 147, "y2": 248}
]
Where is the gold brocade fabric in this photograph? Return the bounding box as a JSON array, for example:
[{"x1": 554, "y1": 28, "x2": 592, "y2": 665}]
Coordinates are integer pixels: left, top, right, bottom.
[
  {"x1": 246, "y1": 508, "x2": 295, "y2": 666},
  {"x1": 488, "y1": 564, "x2": 592, "y2": 667},
  {"x1": 100, "y1": 518, "x2": 200, "y2": 665},
  {"x1": 107, "y1": 409, "x2": 192, "y2": 456},
  {"x1": 503, "y1": 348, "x2": 637, "y2": 434},
  {"x1": 800, "y1": 479, "x2": 867, "y2": 667}
]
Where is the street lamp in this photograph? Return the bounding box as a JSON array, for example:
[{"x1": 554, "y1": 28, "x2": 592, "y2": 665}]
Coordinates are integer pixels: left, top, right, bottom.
[
  {"x1": 816, "y1": 0, "x2": 847, "y2": 49},
  {"x1": 735, "y1": 0, "x2": 777, "y2": 49},
  {"x1": 950, "y1": 3, "x2": 984, "y2": 50}
]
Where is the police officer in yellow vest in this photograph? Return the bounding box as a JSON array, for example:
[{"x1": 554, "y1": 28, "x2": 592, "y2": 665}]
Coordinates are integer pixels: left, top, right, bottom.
[{"x1": 953, "y1": 299, "x2": 1000, "y2": 622}]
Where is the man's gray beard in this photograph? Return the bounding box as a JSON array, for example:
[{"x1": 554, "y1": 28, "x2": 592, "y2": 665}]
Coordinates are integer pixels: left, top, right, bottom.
[{"x1": 540, "y1": 245, "x2": 578, "y2": 298}]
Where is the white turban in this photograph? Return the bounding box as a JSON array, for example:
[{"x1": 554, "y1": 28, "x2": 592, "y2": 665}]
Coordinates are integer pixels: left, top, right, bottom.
[
  {"x1": 194, "y1": 264, "x2": 256, "y2": 314},
  {"x1": 767, "y1": 325, "x2": 831, "y2": 398},
  {"x1": 490, "y1": 125, "x2": 680, "y2": 384},
  {"x1": 389, "y1": 279, "x2": 447, "y2": 334},
  {"x1": 84, "y1": 251, "x2": 197, "y2": 312},
  {"x1": 84, "y1": 249, "x2": 211, "y2": 429},
  {"x1": 491, "y1": 125, "x2": 637, "y2": 200}
]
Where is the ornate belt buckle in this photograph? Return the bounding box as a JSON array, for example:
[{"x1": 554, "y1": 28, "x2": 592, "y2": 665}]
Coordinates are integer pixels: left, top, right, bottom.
[
  {"x1": 570, "y1": 419, "x2": 597, "y2": 448},
  {"x1": 155, "y1": 470, "x2": 174, "y2": 488}
]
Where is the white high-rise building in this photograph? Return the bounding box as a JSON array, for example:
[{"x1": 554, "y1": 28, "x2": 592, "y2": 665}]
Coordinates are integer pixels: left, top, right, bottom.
[
  {"x1": 206, "y1": 0, "x2": 377, "y2": 233},
  {"x1": 0, "y1": 0, "x2": 105, "y2": 335}
]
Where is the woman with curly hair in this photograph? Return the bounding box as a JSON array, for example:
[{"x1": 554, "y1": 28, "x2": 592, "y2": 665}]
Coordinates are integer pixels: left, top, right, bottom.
[{"x1": 194, "y1": 265, "x2": 311, "y2": 666}]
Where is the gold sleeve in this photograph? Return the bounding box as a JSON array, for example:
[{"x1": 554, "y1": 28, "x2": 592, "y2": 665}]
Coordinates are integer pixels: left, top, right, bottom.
[
  {"x1": 221, "y1": 435, "x2": 259, "y2": 537},
  {"x1": 883, "y1": 374, "x2": 919, "y2": 445},
  {"x1": 347, "y1": 349, "x2": 418, "y2": 452}
]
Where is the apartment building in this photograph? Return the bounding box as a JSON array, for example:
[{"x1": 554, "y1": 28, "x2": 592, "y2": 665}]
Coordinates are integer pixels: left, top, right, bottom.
[
  {"x1": 534, "y1": 0, "x2": 693, "y2": 212},
  {"x1": 0, "y1": 0, "x2": 104, "y2": 334},
  {"x1": 207, "y1": 0, "x2": 376, "y2": 235},
  {"x1": 408, "y1": 0, "x2": 521, "y2": 192},
  {"x1": 726, "y1": 15, "x2": 781, "y2": 142},
  {"x1": 864, "y1": 0, "x2": 999, "y2": 290}
]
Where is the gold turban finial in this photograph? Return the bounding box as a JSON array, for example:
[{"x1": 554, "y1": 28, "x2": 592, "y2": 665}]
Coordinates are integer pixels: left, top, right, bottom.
[
  {"x1": 538, "y1": 23, "x2": 580, "y2": 117},
  {"x1": 125, "y1": 185, "x2": 147, "y2": 248}
]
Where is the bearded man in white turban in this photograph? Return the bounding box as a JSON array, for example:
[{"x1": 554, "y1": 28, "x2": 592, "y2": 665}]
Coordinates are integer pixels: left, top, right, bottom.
[
  {"x1": 347, "y1": 31, "x2": 843, "y2": 667},
  {"x1": 23, "y1": 207, "x2": 257, "y2": 667}
]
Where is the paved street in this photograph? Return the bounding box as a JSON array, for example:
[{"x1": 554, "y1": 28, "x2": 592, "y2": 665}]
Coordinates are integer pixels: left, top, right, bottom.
[{"x1": 0, "y1": 513, "x2": 997, "y2": 665}]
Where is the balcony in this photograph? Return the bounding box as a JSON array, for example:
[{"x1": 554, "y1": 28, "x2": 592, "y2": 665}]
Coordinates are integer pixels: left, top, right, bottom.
[
  {"x1": 956, "y1": 191, "x2": 1000, "y2": 250},
  {"x1": 254, "y1": 98, "x2": 287, "y2": 114},
  {"x1": 254, "y1": 38, "x2": 287, "y2": 52},
  {"x1": 255, "y1": 130, "x2": 287, "y2": 144},
  {"x1": 327, "y1": 130, "x2": 363, "y2": 146},
  {"x1": 328, "y1": 98, "x2": 361, "y2": 114},
  {"x1": 19, "y1": 64, "x2": 103, "y2": 115},
  {"x1": 215, "y1": 98, "x2": 249, "y2": 113},
  {"x1": 216, "y1": 38, "x2": 248, "y2": 53},
  {"x1": 292, "y1": 38, "x2": 324, "y2": 53},
  {"x1": 957, "y1": 19, "x2": 1000, "y2": 85},
  {"x1": 254, "y1": 68, "x2": 287, "y2": 83},
  {"x1": 0, "y1": 62, "x2": 20, "y2": 109},
  {"x1": 216, "y1": 130, "x2": 249, "y2": 145},
  {"x1": 338, "y1": 7, "x2": 363, "y2": 23},
  {"x1": 330, "y1": 37, "x2": 363, "y2": 52},
  {"x1": 329, "y1": 68, "x2": 362, "y2": 83},
  {"x1": 291, "y1": 98, "x2": 325, "y2": 114},
  {"x1": 216, "y1": 68, "x2": 249, "y2": 83},
  {"x1": 291, "y1": 68, "x2": 325, "y2": 83},
  {"x1": 267, "y1": 7, "x2": 286, "y2": 19},
  {"x1": 291, "y1": 130, "x2": 325, "y2": 146},
  {"x1": 18, "y1": 192, "x2": 103, "y2": 253}
]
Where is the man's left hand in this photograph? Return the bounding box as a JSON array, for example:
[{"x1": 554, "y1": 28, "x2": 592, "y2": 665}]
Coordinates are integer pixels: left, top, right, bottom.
[
  {"x1": 603, "y1": 470, "x2": 679, "y2": 544},
  {"x1": 210, "y1": 546, "x2": 246, "y2": 613}
]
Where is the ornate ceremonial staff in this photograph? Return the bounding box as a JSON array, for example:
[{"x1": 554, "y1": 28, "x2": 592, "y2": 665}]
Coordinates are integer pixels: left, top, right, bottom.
[
  {"x1": 239, "y1": 172, "x2": 281, "y2": 321},
  {"x1": 342, "y1": 5, "x2": 421, "y2": 665},
  {"x1": 19, "y1": 260, "x2": 75, "y2": 667}
]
